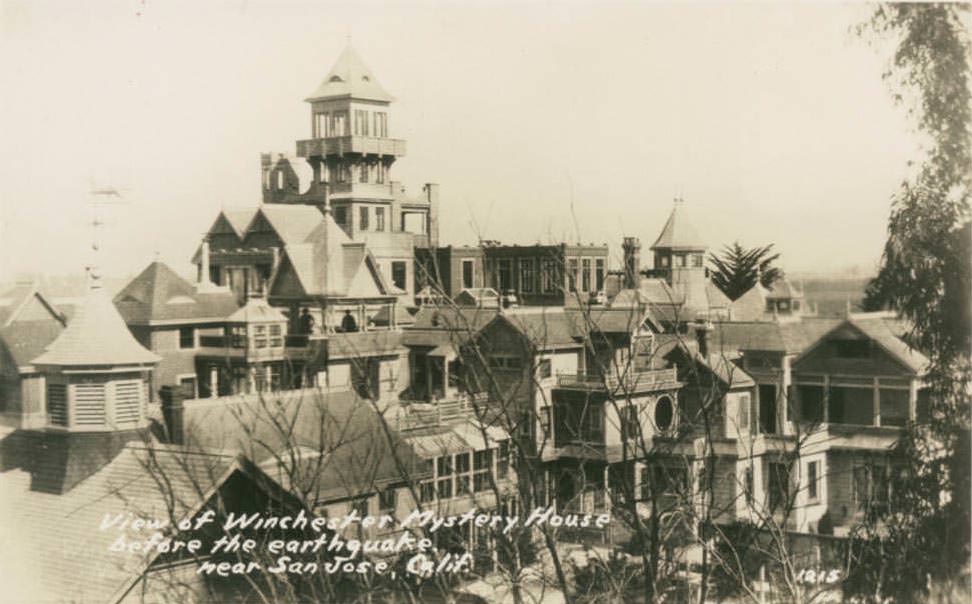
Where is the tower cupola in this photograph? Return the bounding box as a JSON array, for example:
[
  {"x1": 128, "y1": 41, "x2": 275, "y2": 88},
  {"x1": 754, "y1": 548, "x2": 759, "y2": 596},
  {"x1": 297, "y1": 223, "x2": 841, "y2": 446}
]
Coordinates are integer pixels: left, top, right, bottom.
[
  {"x1": 650, "y1": 198, "x2": 708, "y2": 277},
  {"x1": 31, "y1": 282, "x2": 159, "y2": 432}
]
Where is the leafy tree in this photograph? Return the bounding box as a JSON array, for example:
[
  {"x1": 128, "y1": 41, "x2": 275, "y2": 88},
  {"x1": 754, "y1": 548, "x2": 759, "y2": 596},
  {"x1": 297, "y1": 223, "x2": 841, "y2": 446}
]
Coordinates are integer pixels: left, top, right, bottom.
[
  {"x1": 708, "y1": 242, "x2": 783, "y2": 301},
  {"x1": 852, "y1": 4, "x2": 971, "y2": 602}
]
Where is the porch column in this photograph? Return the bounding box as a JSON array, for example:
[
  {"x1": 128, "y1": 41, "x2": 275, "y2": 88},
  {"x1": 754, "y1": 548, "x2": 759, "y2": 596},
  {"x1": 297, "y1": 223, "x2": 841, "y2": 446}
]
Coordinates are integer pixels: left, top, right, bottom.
[
  {"x1": 442, "y1": 358, "x2": 450, "y2": 398},
  {"x1": 909, "y1": 378, "x2": 918, "y2": 422},
  {"x1": 822, "y1": 375, "x2": 830, "y2": 423},
  {"x1": 873, "y1": 377, "x2": 881, "y2": 427}
]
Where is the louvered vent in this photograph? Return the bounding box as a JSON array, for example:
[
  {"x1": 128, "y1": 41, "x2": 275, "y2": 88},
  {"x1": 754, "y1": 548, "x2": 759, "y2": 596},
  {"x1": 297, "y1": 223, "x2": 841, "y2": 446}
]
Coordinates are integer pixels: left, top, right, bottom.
[
  {"x1": 74, "y1": 383, "x2": 107, "y2": 426},
  {"x1": 47, "y1": 384, "x2": 68, "y2": 426},
  {"x1": 114, "y1": 380, "x2": 142, "y2": 425}
]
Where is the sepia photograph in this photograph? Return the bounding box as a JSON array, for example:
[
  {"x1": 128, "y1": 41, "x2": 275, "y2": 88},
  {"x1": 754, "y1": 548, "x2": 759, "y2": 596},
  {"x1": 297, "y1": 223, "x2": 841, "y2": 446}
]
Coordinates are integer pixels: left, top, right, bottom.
[{"x1": 0, "y1": 1, "x2": 969, "y2": 603}]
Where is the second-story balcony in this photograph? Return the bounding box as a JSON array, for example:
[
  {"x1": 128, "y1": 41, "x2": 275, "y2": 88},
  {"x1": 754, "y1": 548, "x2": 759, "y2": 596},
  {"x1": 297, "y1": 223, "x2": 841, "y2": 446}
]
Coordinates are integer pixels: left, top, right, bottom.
[
  {"x1": 196, "y1": 333, "x2": 312, "y2": 359},
  {"x1": 555, "y1": 367, "x2": 678, "y2": 394},
  {"x1": 296, "y1": 136, "x2": 406, "y2": 158}
]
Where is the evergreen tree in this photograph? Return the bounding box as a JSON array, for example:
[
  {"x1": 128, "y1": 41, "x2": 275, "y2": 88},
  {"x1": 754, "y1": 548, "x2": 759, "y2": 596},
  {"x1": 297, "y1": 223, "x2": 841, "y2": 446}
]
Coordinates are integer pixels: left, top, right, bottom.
[{"x1": 708, "y1": 242, "x2": 783, "y2": 301}]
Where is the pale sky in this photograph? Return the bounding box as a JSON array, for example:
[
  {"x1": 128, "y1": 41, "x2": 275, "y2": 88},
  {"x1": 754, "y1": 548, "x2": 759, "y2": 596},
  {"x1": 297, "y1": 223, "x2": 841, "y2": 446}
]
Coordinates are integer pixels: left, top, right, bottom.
[{"x1": 0, "y1": 0, "x2": 918, "y2": 282}]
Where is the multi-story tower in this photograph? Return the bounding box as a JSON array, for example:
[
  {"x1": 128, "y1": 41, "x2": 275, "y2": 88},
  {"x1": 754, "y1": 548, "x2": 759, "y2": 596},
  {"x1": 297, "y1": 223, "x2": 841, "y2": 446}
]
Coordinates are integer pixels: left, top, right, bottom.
[
  {"x1": 646, "y1": 199, "x2": 731, "y2": 320},
  {"x1": 258, "y1": 45, "x2": 438, "y2": 298}
]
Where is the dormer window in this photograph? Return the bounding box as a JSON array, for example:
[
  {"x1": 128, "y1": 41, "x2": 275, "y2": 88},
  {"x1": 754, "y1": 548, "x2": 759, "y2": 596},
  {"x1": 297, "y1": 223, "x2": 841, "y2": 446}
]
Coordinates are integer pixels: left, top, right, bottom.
[
  {"x1": 329, "y1": 75, "x2": 343, "y2": 82},
  {"x1": 362, "y1": 75, "x2": 371, "y2": 82}
]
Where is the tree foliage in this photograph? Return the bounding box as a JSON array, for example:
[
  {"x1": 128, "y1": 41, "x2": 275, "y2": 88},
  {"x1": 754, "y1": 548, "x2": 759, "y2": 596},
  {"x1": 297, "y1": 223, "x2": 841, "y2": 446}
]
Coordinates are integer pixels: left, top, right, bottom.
[
  {"x1": 708, "y1": 242, "x2": 783, "y2": 301},
  {"x1": 854, "y1": 4, "x2": 971, "y2": 602}
]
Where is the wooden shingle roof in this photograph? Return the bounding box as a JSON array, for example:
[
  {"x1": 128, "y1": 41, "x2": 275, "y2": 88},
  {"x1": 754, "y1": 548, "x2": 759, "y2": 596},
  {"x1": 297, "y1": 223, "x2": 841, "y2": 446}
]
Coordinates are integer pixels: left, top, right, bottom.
[
  {"x1": 114, "y1": 261, "x2": 239, "y2": 325},
  {"x1": 32, "y1": 286, "x2": 160, "y2": 367},
  {"x1": 0, "y1": 442, "x2": 249, "y2": 604},
  {"x1": 305, "y1": 45, "x2": 394, "y2": 103}
]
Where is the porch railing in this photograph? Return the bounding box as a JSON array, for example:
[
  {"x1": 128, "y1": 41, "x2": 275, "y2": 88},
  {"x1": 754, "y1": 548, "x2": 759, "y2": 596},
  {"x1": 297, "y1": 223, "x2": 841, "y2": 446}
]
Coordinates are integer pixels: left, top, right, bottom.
[{"x1": 555, "y1": 367, "x2": 678, "y2": 392}]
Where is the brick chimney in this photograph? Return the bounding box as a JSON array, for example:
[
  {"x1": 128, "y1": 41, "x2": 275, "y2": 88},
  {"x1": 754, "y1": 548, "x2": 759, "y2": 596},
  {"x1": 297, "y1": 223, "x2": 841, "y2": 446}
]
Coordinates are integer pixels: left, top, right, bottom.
[
  {"x1": 424, "y1": 183, "x2": 440, "y2": 248},
  {"x1": 159, "y1": 385, "x2": 187, "y2": 445},
  {"x1": 622, "y1": 237, "x2": 641, "y2": 289}
]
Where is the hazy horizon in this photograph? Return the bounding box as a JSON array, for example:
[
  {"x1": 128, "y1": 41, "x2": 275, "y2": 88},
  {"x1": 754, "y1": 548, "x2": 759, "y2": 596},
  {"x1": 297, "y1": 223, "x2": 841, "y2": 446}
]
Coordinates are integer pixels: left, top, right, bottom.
[{"x1": 1, "y1": 1, "x2": 918, "y2": 282}]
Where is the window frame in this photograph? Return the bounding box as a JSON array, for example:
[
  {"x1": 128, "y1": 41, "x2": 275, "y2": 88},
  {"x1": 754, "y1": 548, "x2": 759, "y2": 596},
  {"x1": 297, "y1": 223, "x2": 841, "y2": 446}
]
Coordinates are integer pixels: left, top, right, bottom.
[
  {"x1": 462, "y1": 259, "x2": 475, "y2": 289},
  {"x1": 178, "y1": 326, "x2": 195, "y2": 349}
]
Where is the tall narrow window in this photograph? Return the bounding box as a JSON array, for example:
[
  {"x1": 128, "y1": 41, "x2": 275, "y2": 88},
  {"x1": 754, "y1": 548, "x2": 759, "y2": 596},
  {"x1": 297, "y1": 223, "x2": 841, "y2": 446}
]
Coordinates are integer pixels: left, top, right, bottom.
[
  {"x1": 541, "y1": 257, "x2": 558, "y2": 293},
  {"x1": 462, "y1": 259, "x2": 475, "y2": 289},
  {"x1": 807, "y1": 460, "x2": 819, "y2": 501},
  {"x1": 359, "y1": 162, "x2": 369, "y2": 183},
  {"x1": 375, "y1": 207, "x2": 385, "y2": 231},
  {"x1": 581, "y1": 258, "x2": 592, "y2": 292},
  {"x1": 768, "y1": 462, "x2": 790, "y2": 510},
  {"x1": 376, "y1": 162, "x2": 386, "y2": 184},
  {"x1": 567, "y1": 258, "x2": 579, "y2": 292},
  {"x1": 498, "y1": 259, "x2": 512, "y2": 291},
  {"x1": 520, "y1": 258, "x2": 534, "y2": 293},
  {"x1": 376, "y1": 112, "x2": 387, "y2": 137},
  {"x1": 391, "y1": 261, "x2": 407, "y2": 291},
  {"x1": 473, "y1": 449, "x2": 493, "y2": 492},
  {"x1": 595, "y1": 258, "x2": 605, "y2": 291},
  {"x1": 455, "y1": 452, "x2": 471, "y2": 495},
  {"x1": 179, "y1": 326, "x2": 195, "y2": 349},
  {"x1": 359, "y1": 206, "x2": 369, "y2": 231}
]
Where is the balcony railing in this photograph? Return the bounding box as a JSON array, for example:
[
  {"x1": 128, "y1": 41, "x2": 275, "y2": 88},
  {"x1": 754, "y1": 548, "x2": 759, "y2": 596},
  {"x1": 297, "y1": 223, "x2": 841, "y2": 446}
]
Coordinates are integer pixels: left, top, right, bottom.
[
  {"x1": 198, "y1": 335, "x2": 246, "y2": 349},
  {"x1": 285, "y1": 334, "x2": 310, "y2": 348},
  {"x1": 555, "y1": 367, "x2": 678, "y2": 393},
  {"x1": 396, "y1": 392, "x2": 489, "y2": 430},
  {"x1": 296, "y1": 136, "x2": 407, "y2": 158}
]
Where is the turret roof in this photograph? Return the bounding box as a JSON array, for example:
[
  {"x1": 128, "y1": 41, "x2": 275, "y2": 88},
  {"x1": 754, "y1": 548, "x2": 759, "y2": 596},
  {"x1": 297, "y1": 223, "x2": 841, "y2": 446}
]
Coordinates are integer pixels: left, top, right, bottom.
[
  {"x1": 306, "y1": 45, "x2": 394, "y2": 103},
  {"x1": 651, "y1": 201, "x2": 707, "y2": 251},
  {"x1": 32, "y1": 284, "x2": 160, "y2": 367}
]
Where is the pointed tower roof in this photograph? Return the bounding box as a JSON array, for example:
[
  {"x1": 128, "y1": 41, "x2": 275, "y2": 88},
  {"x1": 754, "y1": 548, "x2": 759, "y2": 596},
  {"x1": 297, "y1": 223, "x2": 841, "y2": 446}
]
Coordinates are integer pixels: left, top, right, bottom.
[
  {"x1": 651, "y1": 200, "x2": 707, "y2": 251},
  {"x1": 306, "y1": 45, "x2": 394, "y2": 103},
  {"x1": 32, "y1": 285, "x2": 160, "y2": 367}
]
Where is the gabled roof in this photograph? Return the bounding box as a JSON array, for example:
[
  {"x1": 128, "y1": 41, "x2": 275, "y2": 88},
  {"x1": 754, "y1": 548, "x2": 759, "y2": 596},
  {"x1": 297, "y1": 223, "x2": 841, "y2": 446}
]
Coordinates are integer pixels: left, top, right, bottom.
[
  {"x1": 0, "y1": 284, "x2": 67, "y2": 369},
  {"x1": 0, "y1": 440, "x2": 294, "y2": 604},
  {"x1": 270, "y1": 214, "x2": 396, "y2": 299},
  {"x1": 486, "y1": 310, "x2": 583, "y2": 350},
  {"x1": 661, "y1": 340, "x2": 755, "y2": 389},
  {"x1": 114, "y1": 261, "x2": 239, "y2": 325},
  {"x1": 306, "y1": 45, "x2": 394, "y2": 103},
  {"x1": 0, "y1": 283, "x2": 65, "y2": 327},
  {"x1": 180, "y1": 388, "x2": 427, "y2": 501},
  {"x1": 402, "y1": 306, "x2": 499, "y2": 348},
  {"x1": 252, "y1": 205, "x2": 325, "y2": 246},
  {"x1": 201, "y1": 207, "x2": 258, "y2": 242},
  {"x1": 33, "y1": 286, "x2": 160, "y2": 367},
  {"x1": 651, "y1": 202, "x2": 707, "y2": 251},
  {"x1": 568, "y1": 306, "x2": 661, "y2": 335},
  {"x1": 222, "y1": 208, "x2": 259, "y2": 239},
  {"x1": 793, "y1": 313, "x2": 929, "y2": 374},
  {"x1": 730, "y1": 283, "x2": 770, "y2": 321},
  {"x1": 708, "y1": 318, "x2": 840, "y2": 355}
]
